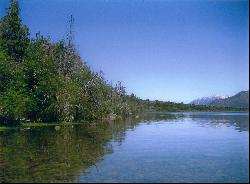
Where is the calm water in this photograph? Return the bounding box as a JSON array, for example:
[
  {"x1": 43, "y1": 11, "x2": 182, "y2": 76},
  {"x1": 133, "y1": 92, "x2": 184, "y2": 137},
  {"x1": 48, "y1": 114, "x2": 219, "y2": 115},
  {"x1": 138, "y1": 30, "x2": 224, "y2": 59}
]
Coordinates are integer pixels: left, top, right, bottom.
[{"x1": 0, "y1": 112, "x2": 249, "y2": 183}]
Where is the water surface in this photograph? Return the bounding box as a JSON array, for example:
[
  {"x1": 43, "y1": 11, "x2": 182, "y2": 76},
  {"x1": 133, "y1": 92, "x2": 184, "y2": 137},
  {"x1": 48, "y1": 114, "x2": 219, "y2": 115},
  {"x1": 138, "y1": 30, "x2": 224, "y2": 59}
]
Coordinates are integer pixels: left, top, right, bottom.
[{"x1": 0, "y1": 112, "x2": 249, "y2": 183}]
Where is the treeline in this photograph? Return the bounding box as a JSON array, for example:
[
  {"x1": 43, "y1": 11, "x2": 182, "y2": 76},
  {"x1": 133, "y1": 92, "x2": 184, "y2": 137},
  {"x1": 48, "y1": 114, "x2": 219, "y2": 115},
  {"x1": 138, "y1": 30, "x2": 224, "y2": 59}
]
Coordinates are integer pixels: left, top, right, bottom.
[
  {"x1": 143, "y1": 100, "x2": 248, "y2": 112},
  {"x1": 0, "y1": 1, "x2": 144, "y2": 124}
]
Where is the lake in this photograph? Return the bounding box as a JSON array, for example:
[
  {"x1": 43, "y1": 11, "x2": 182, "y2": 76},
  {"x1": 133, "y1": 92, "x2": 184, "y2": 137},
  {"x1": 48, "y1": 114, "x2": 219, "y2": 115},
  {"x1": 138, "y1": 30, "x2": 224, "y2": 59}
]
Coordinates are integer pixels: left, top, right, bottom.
[{"x1": 0, "y1": 112, "x2": 249, "y2": 183}]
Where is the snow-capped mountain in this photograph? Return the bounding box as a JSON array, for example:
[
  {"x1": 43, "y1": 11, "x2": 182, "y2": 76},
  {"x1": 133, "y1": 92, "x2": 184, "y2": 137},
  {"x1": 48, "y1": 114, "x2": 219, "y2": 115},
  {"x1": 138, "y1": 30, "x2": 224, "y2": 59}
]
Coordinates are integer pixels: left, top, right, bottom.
[
  {"x1": 189, "y1": 95, "x2": 229, "y2": 105},
  {"x1": 210, "y1": 91, "x2": 249, "y2": 108}
]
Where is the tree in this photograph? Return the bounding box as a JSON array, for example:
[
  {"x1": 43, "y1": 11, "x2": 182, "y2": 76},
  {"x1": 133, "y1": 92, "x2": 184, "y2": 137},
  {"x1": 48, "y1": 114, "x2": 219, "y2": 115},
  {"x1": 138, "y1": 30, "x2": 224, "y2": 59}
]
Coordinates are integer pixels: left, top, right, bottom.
[
  {"x1": 0, "y1": 0, "x2": 29, "y2": 62},
  {"x1": 23, "y1": 35, "x2": 61, "y2": 122},
  {"x1": 0, "y1": 50, "x2": 10, "y2": 92}
]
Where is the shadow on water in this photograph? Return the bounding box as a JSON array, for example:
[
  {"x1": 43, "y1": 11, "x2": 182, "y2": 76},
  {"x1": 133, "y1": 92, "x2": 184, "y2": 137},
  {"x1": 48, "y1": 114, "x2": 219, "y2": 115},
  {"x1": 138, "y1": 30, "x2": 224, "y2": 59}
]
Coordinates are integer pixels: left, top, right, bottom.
[{"x1": 0, "y1": 112, "x2": 248, "y2": 182}]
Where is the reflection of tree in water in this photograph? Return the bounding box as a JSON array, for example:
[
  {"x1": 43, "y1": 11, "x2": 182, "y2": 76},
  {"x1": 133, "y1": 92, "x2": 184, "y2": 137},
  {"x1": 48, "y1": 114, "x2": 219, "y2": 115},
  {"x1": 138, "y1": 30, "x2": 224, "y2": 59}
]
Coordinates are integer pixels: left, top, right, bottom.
[
  {"x1": 111, "y1": 116, "x2": 141, "y2": 145},
  {"x1": 0, "y1": 119, "x2": 140, "y2": 183},
  {"x1": 139, "y1": 112, "x2": 186, "y2": 123}
]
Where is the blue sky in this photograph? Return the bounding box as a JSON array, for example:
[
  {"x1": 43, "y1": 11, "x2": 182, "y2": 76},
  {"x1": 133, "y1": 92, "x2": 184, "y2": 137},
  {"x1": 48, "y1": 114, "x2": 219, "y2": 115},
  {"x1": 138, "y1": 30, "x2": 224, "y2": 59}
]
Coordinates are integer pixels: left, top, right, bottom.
[{"x1": 0, "y1": 0, "x2": 249, "y2": 103}]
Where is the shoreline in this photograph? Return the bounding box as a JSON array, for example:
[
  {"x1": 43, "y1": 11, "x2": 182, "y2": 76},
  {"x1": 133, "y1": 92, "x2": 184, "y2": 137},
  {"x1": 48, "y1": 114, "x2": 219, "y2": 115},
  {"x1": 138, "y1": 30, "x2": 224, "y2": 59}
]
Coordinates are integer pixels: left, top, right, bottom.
[
  {"x1": 0, "y1": 122, "x2": 87, "y2": 131},
  {"x1": 0, "y1": 111, "x2": 248, "y2": 131}
]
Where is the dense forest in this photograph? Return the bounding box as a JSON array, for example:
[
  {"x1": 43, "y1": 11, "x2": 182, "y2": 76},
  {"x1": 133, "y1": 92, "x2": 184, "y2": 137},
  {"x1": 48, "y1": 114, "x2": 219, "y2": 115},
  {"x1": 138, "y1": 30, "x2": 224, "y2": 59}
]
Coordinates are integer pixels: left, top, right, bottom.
[
  {"x1": 0, "y1": 0, "x2": 146, "y2": 125},
  {"x1": 0, "y1": 1, "x2": 247, "y2": 125}
]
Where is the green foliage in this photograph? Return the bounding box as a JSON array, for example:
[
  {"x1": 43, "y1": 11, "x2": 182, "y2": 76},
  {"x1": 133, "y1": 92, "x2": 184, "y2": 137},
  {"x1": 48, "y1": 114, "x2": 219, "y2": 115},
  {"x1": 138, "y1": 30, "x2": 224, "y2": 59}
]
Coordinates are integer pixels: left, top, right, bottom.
[
  {"x1": 0, "y1": 51, "x2": 10, "y2": 92},
  {"x1": 0, "y1": 0, "x2": 29, "y2": 62},
  {"x1": 0, "y1": 89, "x2": 34, "y2": 124},
  {"x1": 56, "y1": 79, "x2": 87, "y2": 122},
  {"x1": 22, "y1": 35, "x2": 61, "y2": 122}
]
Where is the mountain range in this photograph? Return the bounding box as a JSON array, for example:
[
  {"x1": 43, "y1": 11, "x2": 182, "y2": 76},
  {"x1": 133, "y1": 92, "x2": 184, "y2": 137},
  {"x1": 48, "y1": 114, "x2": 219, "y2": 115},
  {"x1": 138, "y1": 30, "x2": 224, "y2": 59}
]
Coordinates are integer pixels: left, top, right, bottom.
[
  {"x1": 189, "y1": 90, "x2": 249, "y2": 108},
  {"x1": 189, "y1": 95, "x2": 228, "y2": 105}
]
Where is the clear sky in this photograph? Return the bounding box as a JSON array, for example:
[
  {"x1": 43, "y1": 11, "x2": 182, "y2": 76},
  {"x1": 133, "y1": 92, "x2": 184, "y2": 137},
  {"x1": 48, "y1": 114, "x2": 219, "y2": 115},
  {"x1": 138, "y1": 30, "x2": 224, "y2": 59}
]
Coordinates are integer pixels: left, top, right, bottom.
[{"x1": 0, "y1": 0, "x2": 249, "y2": 103}]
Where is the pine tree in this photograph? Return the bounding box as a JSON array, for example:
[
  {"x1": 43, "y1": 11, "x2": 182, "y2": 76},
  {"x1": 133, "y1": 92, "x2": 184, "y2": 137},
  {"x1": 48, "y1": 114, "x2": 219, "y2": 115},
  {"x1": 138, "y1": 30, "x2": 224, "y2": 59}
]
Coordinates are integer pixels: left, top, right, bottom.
[{"x1": 0, "y1": 0, "x2": 29, "y2": 62}]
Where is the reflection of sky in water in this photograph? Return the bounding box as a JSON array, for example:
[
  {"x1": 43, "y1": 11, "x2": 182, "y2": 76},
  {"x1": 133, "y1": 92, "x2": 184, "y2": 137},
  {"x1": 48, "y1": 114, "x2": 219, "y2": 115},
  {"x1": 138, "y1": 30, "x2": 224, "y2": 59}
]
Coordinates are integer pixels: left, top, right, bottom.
[
  {"x1": 80, "y1": 112, "x2": 249, "y2": 183},
  {"x1": 1, "y1": 112, "x2": 248, "y2": 183},
  {"x1": 141, "y1": 112, "x2": 249, "y2": 132}
]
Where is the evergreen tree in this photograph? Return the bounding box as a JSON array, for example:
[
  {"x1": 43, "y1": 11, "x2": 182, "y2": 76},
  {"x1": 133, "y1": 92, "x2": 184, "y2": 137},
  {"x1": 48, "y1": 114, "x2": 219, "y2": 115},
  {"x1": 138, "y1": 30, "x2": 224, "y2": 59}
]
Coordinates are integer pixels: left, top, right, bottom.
[{"x1": 0, "y1": 0, "x2": 29, "y2": 62}]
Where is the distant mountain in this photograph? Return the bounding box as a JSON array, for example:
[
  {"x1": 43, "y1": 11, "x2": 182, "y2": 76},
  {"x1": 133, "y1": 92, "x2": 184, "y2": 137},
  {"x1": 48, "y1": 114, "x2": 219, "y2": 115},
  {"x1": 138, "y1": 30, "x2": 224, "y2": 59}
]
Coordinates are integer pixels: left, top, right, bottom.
[
  {"x1": 189, "y1": 95, "x2": 228, "y2": 105},
  {"x1": 210, "y1": 90, "x2": 249, "y2": 108}
]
